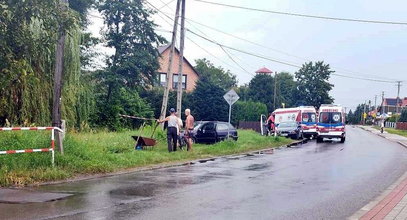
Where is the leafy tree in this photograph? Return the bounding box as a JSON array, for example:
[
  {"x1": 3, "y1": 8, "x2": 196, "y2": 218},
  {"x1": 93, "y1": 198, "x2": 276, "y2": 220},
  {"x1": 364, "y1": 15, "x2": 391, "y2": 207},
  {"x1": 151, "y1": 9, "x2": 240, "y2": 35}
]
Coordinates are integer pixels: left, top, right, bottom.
[
  {"x1": 98, "y1": 0, "x2": 166, "y2": 88},
  {"x1": 347, "y1": 104, "x2": 368, "y2": 124},
  {"x1": 235, "y1": 84, "x2": 250, "y2": 101},
  {"x1": 93, "y1": 0, "x2": 166, "y2": 130},
  {"x1": 294, "y1": 61, "x2": 334, "y2": 108},
  {"x1": 139, "y1": 88, "x2": 192, "y2": 119},
  {"x1": 247, "y1": 74, "x2": 275, "y2": 112},
  {"x1": 194, "y1": 58, "x2": 237, "y2": 90},
  {"x1": 275, "y1": 72, "x2": 296, "y2": 108},
  {"x1": 189, "y1": 78, "x2": 228, "y2": 122},
  {"x1": 0, "y1": 0, "x2": 93, "y2": 128}
]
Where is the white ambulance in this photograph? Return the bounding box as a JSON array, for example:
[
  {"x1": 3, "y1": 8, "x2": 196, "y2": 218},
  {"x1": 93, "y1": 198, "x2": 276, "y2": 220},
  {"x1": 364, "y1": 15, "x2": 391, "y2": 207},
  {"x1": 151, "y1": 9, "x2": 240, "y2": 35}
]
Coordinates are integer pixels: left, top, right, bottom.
[
  {"x1": 298, "y1": 106, "x2": 317, "y2": 138},
  {"x1": 316, "y1": 104, "x2": 346, "y2": 143}
]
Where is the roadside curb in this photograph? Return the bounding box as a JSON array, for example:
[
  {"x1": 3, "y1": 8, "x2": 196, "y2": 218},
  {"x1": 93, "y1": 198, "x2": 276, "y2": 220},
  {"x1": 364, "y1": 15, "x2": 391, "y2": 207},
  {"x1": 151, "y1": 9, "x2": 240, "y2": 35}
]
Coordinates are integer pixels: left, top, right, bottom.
[
  {"x1": 349, "y1": 171, "x2": 407, "y2": 220},
  {"x1": 358, "y1": 126, "x2": 407, "y2": 149},
  {"x1": 397, "y1": 141, "x2": 407, "y2": 149},
  {"x1": 12, "y1": 139, "x2": 307, "y2": 188}
]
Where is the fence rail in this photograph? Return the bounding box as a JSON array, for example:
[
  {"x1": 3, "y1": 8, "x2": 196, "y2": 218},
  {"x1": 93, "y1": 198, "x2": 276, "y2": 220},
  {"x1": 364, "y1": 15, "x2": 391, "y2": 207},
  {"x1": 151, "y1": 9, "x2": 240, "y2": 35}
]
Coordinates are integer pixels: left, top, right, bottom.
[{"x1": 0, "y1": 127, "x2": 63, "y2": 166}]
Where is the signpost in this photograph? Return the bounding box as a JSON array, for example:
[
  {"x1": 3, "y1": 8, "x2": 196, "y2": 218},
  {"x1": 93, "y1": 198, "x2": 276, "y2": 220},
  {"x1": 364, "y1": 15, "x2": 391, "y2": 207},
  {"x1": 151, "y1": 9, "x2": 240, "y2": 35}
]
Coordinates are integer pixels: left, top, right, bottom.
[{"x1": 223, "y1": 89, "x2": 239, "y2": 139}]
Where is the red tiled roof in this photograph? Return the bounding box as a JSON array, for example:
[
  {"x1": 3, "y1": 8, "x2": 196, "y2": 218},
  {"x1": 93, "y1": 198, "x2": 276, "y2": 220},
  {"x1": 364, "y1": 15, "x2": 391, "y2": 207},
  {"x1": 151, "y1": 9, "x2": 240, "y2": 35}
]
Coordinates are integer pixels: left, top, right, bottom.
[{"x1": 255, "y1": 67, "x2": 273, "y2": 74}]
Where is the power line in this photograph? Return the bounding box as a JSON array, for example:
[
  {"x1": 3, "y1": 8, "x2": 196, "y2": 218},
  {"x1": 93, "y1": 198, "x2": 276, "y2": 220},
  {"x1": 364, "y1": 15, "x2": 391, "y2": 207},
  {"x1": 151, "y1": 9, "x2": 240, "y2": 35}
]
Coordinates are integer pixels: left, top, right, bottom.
[
  {"x1": 158, "y1": 0, "x2": 176, "y2": 10},
  {"x1": 155, "y1": 7, "x2": 400, "y2": 81},
  {"x1": 187, "y1": 36, "x2": 251, "y2": 75},
  {"x1": 193, "y1": 0, "x2": 407, "y2": 26},
  {"x1": 219, "y1": 45, "x2": 253, "y2": 76},
  {"x1": 187, "y1": 29, "x2": 398, "y2": 83},
  {"x1": 147, "y1": 0, "x2": 256, "y2": 76},
  {"x1": 135, "y1": 1, "x2": 403, "y2": 83}
]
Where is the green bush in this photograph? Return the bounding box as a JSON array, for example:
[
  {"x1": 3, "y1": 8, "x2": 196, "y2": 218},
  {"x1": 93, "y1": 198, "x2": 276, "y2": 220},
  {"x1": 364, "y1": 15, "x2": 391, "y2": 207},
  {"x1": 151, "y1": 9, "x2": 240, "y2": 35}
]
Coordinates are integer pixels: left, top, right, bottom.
[
  {"x1": 232, "y1": 101, "x2": 267, "y2": 125},
  {"x1": 400, "y1": 109, "x2": 407, "y2": 122}
]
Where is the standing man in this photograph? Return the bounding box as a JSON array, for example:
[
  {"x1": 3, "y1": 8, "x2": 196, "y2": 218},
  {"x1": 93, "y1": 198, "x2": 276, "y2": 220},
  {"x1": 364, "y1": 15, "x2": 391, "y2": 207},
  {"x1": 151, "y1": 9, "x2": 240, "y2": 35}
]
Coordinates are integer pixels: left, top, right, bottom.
[
  {"x1": 184, "y1": 108, "x2": 195, "y2": 151},
  {"x1": 158, "y1": 108, "x2": 178, "y2": 152}
]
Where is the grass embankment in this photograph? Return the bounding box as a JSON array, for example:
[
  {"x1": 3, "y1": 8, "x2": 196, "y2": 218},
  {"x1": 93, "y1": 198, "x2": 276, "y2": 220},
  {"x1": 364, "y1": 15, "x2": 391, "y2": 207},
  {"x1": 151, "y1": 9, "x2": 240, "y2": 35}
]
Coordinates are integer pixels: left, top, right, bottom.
[
  {"x1": 0, "y1": 127, "x2": 293, "y2": 187},
  {"x1": 373, "y1": 126, "x2": 407, "y2": 138}
]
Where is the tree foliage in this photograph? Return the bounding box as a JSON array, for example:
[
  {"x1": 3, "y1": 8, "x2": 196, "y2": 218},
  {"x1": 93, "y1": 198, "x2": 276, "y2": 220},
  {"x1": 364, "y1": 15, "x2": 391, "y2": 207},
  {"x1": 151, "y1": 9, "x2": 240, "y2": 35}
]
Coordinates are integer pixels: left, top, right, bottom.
[
  {"x1": 399, "y1": 109, "x2": 407, "y2": 122},
  {"x1": 194, "y1": 58, "x2": 237, "y2": 90},
  {"x1": 247, "y1": 74, "x2": 275, "y2": 112},
  {"x1": 92, "y1": 0, "x2": 166, "y2": 130},
  {"x1": 294, "y1": 61, "x2": 334, "y2": 108},
  {"x1": 0, "y1": 0, "x2": 93, "y2": 129},
  {"x1": 232, "y1": 101, "x2": 267, "y2": 125},
  {"x1": 189, "y1": 78, "x2": 228, "y2": 122}
]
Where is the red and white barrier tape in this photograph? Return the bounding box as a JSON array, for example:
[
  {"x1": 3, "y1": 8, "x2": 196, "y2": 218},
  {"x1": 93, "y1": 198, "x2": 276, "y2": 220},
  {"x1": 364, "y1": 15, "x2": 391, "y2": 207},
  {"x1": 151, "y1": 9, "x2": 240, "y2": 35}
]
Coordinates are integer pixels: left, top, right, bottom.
[
  {"x1": 0, "y1": 127, "x2": 63, "y2": 166},
  {"x1": 0, "y1": 127, "x2": 63, "y2": 132},
  {"x1": 0, "y1": 148, "x2": 53, "y2": 155}
]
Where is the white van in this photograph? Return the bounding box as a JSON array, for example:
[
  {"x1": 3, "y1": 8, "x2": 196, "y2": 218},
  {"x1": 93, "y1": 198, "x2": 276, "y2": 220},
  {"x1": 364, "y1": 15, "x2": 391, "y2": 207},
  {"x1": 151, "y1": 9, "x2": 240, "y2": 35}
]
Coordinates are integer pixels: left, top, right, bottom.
[
  {"x1": 316, "y1": 104, "x2": 346, "y2": 143},
  {"x1": 298, "y1": 106, "x2": 317, "y2": 138}
]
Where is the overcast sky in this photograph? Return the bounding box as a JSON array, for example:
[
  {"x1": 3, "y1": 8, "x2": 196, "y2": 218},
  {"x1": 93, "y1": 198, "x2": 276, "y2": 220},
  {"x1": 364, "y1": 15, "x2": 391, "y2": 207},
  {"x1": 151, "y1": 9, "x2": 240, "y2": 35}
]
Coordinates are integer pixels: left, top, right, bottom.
[{"x1": 88, "y1": 0, "x2": 407, "y2": 111}]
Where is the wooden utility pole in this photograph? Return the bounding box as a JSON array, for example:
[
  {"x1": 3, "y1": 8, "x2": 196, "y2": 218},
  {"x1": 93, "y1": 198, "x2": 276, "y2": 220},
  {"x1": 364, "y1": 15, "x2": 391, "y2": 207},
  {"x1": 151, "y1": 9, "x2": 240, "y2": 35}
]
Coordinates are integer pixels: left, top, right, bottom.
[
  {"x1": 381, "y1": 91, "x2": 385, "y2": 115},
  {"x1": 52, "y1": 0, "x2": 68, "y2": 154},
  {"x1": 176, "y1": 0, "x2": 186, "y2": 115},
  {"x1": 396, "y1": 81, "x2": 402, "y2": 115},
  {"x1": 273, "y1": 72, "x2": 277, "y2": 110},
  {"x1": 374, "y1": 95, "x2": 377, "y2": 111},
  {"x1": 159, "y1": 0, "x2": 182, "y2": 123}
]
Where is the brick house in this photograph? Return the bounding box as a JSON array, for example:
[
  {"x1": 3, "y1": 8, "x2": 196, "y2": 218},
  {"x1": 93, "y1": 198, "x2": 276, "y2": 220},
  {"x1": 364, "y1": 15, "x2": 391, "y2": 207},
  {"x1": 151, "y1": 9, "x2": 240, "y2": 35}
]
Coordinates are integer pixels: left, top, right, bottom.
[
  {"x1": 378, "y1": 97, "x2": 407, "y2": 114},
  {"x1": 157, "y1": 44, "x2": 199, "y2": 92}
]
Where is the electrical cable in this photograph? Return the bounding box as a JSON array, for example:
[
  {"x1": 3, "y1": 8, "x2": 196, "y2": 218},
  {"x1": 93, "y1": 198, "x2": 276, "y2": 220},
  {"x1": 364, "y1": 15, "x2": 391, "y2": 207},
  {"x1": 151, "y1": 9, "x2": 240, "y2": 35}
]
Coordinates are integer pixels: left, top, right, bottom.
[
  {"x1": 193, "y1": 0, "x2": 407, "y2": 26},
  {"x1": 154, "y1": 6, "x2": 400, "y2": 81}
]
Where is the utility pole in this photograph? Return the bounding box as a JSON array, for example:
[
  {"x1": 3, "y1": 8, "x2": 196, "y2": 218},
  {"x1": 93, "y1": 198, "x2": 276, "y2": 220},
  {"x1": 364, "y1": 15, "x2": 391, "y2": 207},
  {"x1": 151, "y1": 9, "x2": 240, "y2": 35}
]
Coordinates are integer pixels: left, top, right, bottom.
[
  {"x1": 362, "y1": 100, "x2": 366, "y2": 125},
  {"x1": 381, "y1": 91, "x2": 385, "y2": 115},
  {"x1": 176, "y1": 0, "x2": 186, "y2": 115},
  {"x1": 396, "y1": 81, "x2": 402, "y2": 115},
  {"x1": 52, "y1": 0, "x2": 68, "y2": 154},
  {"x1": 159, "y1": 0, "x2": 181, "y2": 124},
  {"x1": 273, "y1": 72, "x2": 277, "y2": 110},
  {"x1": 374, "y1": 95, "x2": 377, "y2": 112}
]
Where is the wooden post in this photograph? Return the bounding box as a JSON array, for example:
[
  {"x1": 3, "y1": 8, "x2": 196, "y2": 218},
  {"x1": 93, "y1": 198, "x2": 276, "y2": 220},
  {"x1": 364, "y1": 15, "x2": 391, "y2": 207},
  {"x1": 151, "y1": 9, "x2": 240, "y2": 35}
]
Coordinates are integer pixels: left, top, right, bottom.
[
  {"x1": 159, "y1": 0, "x2": 182, "y2": 125},
  {"x1": 52, "y1": 0, "x2": 68, "y2": 154},
  {"x1": 176, "y1": 0, "x2": 186, "y2": 115}
]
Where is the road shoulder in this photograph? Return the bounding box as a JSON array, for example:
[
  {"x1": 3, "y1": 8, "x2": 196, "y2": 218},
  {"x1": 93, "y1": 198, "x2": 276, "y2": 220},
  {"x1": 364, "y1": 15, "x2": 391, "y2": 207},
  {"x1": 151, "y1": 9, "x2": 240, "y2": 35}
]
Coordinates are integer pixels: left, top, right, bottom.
[
  {"x1": 349, "y1": 126, "x2": 407, "y2": 219},
  {"x1": 358, "y1": 126, "x2": 407, "y2": 149}
]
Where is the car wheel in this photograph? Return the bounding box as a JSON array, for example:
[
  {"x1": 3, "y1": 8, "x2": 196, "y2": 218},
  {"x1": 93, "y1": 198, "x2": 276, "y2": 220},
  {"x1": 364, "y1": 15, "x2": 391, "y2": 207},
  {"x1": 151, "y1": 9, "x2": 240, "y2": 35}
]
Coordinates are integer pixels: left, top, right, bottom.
[
  {"x1": 316, "y1": 136, "x2": 323, "y2": 143},
  {"x1": 340, "y1": 137, "x2": 346, "y2": 143}
]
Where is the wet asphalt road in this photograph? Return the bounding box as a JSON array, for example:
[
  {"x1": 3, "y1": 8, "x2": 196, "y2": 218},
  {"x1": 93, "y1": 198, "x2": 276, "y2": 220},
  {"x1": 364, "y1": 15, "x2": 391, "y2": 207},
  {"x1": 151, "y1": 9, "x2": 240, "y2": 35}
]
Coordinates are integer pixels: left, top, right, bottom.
[{"x1": 2, "y1": 126, "x2": 407, "y2": 220}]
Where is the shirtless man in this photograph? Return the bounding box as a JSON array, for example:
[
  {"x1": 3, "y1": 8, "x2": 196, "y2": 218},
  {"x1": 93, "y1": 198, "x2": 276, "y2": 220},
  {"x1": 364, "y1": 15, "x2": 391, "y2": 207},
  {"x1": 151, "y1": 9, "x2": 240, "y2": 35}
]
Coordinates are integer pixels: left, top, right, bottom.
[{"x1": 184, "y1": 109, "x2": 195, "y2": 151}]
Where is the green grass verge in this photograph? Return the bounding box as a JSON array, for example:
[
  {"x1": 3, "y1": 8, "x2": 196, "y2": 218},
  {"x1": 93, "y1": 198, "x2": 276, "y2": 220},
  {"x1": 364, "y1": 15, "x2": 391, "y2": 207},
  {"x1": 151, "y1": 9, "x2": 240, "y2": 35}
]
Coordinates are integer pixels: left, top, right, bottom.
[
  {"x1": 0, "y1": 127, "x2": 293, "y2": 187},
  {"x1": 373, "y1": 126, "x2": 407, "y2": 137}
]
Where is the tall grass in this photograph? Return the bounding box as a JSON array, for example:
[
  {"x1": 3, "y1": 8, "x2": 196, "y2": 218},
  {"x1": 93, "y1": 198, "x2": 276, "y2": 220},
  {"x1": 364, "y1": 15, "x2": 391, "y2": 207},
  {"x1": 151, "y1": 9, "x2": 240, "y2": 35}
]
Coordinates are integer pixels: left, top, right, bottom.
[{"x1": 0, "y1": 127, "x2": 292, "y2": 186}]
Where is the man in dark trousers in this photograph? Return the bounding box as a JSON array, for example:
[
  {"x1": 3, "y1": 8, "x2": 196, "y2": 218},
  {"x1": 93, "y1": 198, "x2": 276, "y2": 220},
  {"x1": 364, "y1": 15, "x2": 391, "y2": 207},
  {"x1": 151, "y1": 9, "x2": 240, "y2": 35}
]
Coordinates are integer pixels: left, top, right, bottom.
[{"x1": 158, "y1": 108, "x2": 178, "y2": 152}]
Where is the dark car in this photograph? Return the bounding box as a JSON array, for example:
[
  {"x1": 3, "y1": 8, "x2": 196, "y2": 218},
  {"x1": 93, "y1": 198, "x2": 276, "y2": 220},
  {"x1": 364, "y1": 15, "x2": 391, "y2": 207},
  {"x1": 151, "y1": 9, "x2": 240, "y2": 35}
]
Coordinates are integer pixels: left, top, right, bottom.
[
  {"x1": 181, "y1": 121, "x2": 237, "y2": 144},
  {"x1": 276, "y1": 121, "x2": 303, "y2": 139}
]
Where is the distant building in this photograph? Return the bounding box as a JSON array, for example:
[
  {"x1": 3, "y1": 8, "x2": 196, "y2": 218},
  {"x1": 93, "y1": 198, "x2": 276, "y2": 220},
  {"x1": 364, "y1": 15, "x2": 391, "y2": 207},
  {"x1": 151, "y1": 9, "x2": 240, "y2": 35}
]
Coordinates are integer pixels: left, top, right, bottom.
[
  {"x1": 255, "y1": 67, "x2": 273, "y2": 75},
  {"x1": 157, "y1": 44, "x2": 199, "y2": 92},
  {"x1": 378, "y1": 97, "x2": 407, "y2": 114}
]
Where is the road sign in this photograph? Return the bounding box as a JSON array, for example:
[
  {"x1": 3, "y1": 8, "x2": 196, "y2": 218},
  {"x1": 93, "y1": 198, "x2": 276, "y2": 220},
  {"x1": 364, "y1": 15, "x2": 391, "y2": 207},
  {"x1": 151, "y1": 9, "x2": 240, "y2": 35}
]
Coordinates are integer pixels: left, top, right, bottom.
[
  {"x1": 363, "y1": 112, "x2": 367, "y2": 119},
  {"x1": 223, "y1": 89, "x2": 239, "y2": 105},
  {"x1": 224, "y1": 89, "x2": 239, "y2": 138}
]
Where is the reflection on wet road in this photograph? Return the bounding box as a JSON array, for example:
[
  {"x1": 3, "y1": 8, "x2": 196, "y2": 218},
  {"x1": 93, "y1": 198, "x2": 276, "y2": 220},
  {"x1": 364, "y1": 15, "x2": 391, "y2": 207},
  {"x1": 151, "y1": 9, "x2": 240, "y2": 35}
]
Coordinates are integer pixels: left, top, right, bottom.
[{"x1": 2, "y1": 126, "x2": 407, "y2": 220}]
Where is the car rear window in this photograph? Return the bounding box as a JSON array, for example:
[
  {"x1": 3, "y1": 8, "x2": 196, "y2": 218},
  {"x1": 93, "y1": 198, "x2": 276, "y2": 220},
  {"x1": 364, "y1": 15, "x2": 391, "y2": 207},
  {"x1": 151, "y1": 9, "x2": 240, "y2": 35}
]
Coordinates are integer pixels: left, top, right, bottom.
[{"x1": 216, "y1": 123, "x2": 229, "y2": 131}]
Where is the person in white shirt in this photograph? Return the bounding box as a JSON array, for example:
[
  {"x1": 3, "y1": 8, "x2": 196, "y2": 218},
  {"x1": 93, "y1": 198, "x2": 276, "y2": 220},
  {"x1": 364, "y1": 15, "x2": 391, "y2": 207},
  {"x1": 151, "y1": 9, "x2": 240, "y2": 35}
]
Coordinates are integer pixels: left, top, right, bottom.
[{"x1": 157, "y1": 108, "x2": 178, "y2": 152}]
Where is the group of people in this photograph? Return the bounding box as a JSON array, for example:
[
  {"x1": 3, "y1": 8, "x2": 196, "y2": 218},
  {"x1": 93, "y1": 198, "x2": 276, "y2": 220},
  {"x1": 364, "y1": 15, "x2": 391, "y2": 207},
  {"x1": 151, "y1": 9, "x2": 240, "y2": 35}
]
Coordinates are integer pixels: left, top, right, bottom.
[{"x1": 158, "y1": 108, "x2": 194, "y2": 152}]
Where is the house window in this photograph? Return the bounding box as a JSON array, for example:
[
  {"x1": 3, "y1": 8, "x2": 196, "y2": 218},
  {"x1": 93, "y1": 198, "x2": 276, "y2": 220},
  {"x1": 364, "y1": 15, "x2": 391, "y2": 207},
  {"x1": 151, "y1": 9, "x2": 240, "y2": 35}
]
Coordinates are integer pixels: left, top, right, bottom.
[
  {"x1": 173, "y1": 74, "x2": 187, "y2": 90},
  {"x1": 159, "y1": 73, "x2": 167, "y2": 86}
]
